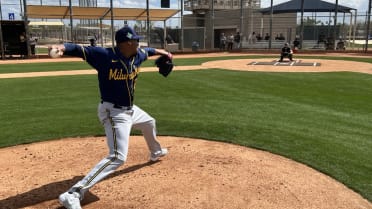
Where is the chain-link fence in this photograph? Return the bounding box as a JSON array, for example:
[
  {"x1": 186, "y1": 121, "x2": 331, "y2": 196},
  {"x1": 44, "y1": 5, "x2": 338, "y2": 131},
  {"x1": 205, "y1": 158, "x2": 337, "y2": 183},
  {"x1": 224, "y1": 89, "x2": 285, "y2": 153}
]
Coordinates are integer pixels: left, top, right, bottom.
[
  {"x1": 2, "y1": 0, "x2": 372, "y2": 54},
  {"x1": 179, "y1": 9, "x2": 372, "y2": 51}
]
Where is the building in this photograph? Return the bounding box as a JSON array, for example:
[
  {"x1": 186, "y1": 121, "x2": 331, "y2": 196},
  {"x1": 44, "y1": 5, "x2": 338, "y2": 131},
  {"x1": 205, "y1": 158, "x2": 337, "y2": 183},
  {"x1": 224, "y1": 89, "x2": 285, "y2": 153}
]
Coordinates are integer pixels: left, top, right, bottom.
[
  {"x1": 184, "y1": 0, "x2": 260, "y2": 10},
  {"x1": 183, "y1": 0, "x2": 297, "y2": 49}
]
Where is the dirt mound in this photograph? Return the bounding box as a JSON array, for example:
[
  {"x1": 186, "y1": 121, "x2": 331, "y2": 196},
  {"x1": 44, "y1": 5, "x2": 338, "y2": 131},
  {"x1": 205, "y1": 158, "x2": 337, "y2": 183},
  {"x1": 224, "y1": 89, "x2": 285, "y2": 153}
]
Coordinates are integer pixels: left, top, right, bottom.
[{"x1": 0, "y1": 136, "x2": 370, "y2": 209}]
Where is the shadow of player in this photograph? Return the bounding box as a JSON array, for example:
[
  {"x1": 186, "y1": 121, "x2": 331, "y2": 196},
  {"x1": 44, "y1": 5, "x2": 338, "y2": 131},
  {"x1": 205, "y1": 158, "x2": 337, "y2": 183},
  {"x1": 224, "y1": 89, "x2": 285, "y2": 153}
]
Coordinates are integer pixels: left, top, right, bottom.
[{"x1": 0, "y1": 161, "x2": 158, "y2": 208}]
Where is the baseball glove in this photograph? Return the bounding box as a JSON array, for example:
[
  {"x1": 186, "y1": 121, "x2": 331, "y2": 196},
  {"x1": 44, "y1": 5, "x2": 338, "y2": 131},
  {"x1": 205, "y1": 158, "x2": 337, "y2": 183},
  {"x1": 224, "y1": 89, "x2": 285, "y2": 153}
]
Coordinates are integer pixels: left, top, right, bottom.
[{"x1": 155, "y1": 54, "x2": 174, "y2": 77}]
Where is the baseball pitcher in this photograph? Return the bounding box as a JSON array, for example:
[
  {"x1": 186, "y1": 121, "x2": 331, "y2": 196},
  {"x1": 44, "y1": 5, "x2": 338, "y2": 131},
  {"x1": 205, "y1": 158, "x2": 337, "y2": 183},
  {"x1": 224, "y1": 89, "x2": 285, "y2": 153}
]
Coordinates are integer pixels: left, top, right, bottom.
[{"x1": 51, "y1": 26, "x2": 172, "y2": 209}]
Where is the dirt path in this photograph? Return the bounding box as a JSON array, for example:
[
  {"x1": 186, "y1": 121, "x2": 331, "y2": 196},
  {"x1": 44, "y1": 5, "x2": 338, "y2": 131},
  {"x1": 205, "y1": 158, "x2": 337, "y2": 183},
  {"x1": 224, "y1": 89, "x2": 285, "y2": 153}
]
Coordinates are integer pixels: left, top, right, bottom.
[
  {"x1": 0, "y1": 66, "x2": 208, "y2": 79},
  {"x1": 0, "y1": 53, "x2": 371, "y2": 208},
  {"x1": 1, "y1": 53, "x2": 372, "y2": 79}
]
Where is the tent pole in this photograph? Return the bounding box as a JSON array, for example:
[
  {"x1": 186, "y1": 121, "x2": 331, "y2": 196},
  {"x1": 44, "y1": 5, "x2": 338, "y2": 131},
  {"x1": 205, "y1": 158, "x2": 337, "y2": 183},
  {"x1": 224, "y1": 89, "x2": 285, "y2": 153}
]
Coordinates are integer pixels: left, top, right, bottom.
[
  {"x1": 314, "y1": 12, "x2": 317, "y2": 43},
  {"x1": 146, "y1": 0, "x2": 150, "y2": 47},
  {"x1": 23, "y1": 0, "x2": 31, "y2": 57},
  {"x1": 333, "y1": 0, "x2": 338, "y2": 50},
  {"x1": 180, "y1": 0, "x2": 184, "y2": 51},
  {"x1": 211, "y1": 0, "x2": 215, "y2": 50},
  {"x1": 110, "y1": 0, "x2": 114, "y2": 47},
  {"x1": 269, "y1": 0, "x2": 273, "y2": 49},
  {"x1": 365, "y1": 0, "x2": 371, "y2": 53},
  {"x1": 100, "y1": 19, "x2": 103, "y2": 47},
  {"x1": 164, "y1": 20, "x2": 167, "y2": 49},
  {"x1": 342, "y1": 12, "x2": 345, "y2": 39},
  {"x1": 240, "y1": 0, "x2": 244, "y2": 36},
  {"x1": 69, "y1": 0, "x2": 73, "y2": 43},
  {"x1": 0, "y1": 1, "x2": 4, "y2": 59},
  {"x1": 353, "y1": 9, "x2": 357, "y2": 50},
  {"x1": 300, "y1": 0, "x2": 304, "y2": 49},
  {"x1": 328, "y1": 12, "x2": 331, "y2": 38},
  {"x1": 348, "y1": 11, "x2": 352, "y2": 48}
]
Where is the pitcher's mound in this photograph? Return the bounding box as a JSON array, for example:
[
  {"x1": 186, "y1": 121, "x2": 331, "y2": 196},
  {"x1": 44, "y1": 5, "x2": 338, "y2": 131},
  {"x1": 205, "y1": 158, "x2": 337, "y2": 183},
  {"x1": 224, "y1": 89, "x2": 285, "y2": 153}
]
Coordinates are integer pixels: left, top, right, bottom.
[{"x1": 0, "y1": 136, "x2": 370, "y2": 209}]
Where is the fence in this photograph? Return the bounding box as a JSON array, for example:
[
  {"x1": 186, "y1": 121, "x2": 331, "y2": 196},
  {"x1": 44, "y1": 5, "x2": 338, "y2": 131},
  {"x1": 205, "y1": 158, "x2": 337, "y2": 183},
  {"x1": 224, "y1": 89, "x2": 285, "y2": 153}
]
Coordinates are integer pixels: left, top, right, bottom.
[
  {"x1": 2, "y1": 0, "x2": 372, "y2": 52},
  {"x1": 181, "y1": 10, "x2": 372, "y2": 51}
]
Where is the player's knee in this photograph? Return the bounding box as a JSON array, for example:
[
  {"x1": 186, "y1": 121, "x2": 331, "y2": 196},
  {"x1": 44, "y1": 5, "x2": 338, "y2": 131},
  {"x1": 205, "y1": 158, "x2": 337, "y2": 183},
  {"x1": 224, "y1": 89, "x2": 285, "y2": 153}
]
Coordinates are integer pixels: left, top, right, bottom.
[
  {"x1": 141, "y1": 118, "x2": 156, "y2": 129},
  {"x1": 148, "y1": 118, "x2": 156, "y2": 127},
  {"x1": 133, "y1": 117, "x2": 156, "y2": 132}
]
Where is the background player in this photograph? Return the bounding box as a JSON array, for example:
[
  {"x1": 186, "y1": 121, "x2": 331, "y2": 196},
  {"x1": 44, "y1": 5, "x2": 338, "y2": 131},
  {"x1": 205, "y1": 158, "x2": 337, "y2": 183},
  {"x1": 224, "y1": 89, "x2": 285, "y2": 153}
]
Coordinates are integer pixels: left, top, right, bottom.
[
  {"x1": 50, "y1": 26, "x2": 171, "y2": 209},
  {"x1": 279, "y1": 43, "x2": 293, "y2": 62}
]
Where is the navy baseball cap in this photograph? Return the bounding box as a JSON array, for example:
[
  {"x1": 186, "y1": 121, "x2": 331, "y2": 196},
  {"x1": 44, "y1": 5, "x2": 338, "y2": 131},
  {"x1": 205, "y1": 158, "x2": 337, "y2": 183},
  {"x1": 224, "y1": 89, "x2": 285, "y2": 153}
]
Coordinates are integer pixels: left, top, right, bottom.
[{"x1": 115, "y1": 26, "x2": 142, "y2": 44}]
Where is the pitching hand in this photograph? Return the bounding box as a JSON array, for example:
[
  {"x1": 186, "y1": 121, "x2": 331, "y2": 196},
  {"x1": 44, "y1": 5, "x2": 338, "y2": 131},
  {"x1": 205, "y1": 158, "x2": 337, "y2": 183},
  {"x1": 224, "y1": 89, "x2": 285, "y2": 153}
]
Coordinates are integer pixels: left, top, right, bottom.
[{"x1": 48, "y1": 45, "x2": 65, "y2": 57}]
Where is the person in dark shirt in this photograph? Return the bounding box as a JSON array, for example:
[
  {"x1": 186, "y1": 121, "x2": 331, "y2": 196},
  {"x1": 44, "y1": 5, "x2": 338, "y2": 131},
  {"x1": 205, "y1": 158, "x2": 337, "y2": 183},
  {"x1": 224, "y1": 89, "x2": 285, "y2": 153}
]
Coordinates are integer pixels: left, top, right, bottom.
[
  {"x1": 234, "y1": 32, "x2": 241, "y2": 48},
  {"x1": 279, "y1": 43, "x2": 293, "y2": 62},
  {"x1": 293, "y1": 38, "x2": 300, "y2": 49},
  {"x1": 19, "y1": 32, "x2": 27, "y2": 58}
]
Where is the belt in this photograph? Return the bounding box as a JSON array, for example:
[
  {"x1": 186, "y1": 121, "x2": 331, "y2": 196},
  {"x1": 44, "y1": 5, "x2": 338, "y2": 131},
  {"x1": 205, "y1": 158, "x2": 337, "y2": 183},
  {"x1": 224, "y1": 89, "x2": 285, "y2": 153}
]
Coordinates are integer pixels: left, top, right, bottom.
[{"x1": 101, "y1": 101, "x2": 132, "y2": 110}]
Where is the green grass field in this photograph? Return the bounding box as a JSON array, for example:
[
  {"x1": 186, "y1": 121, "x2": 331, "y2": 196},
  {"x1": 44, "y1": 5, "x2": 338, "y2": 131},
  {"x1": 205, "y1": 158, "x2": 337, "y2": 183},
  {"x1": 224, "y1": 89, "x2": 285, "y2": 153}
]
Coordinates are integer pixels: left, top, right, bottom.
[
  {"x1": 2, "y1": 55, "x2": 372, "y2": 74},
  {"x1": 0, "y1": 55, "x2": 255, "y2": 74},
  {"x1": 0, "y1": 57, "x2": 371, "y2": 202}
]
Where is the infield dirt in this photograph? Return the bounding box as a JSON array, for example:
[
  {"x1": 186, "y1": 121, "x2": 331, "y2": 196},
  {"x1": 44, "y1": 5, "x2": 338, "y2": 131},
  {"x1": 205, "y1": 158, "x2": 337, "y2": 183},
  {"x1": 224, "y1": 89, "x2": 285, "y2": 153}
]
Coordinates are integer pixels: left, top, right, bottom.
[
  {"x1": 0, "y1": 53, "x2": 371, "y2": 209},
  {"x1": 0, "y1": 136, "x2": 371, "y2": 209}
]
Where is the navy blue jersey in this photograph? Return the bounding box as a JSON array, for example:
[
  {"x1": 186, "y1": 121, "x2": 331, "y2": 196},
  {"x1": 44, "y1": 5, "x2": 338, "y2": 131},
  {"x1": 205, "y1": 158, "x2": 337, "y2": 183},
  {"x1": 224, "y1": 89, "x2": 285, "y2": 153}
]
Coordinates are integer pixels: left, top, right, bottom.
[{"x1": 64, "y1": 43, "x2": 156, "y2": 106}]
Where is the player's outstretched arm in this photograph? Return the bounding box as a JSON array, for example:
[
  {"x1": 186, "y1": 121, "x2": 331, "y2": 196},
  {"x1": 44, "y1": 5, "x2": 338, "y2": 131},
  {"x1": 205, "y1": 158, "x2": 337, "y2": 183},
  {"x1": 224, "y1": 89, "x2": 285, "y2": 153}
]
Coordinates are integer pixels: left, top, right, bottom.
[
  {"x1": 49, "y1": 43, "x2": 96, "y2": 60},
  {"x1": 154, "y1": 48, "x2": 173, "y2": 59}
]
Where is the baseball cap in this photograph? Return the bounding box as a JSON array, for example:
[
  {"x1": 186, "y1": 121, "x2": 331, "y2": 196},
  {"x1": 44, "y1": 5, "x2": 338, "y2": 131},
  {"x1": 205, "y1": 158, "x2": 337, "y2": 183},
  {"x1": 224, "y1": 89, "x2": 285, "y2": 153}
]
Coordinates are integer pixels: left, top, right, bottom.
[{"x1": 115, "y1": 26, "x2": 142, "y2": 44}]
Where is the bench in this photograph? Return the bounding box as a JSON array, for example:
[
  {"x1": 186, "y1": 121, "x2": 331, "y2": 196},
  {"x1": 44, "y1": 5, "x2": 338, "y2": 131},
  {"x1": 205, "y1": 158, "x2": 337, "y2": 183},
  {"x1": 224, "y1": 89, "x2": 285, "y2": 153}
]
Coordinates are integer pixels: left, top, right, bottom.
[
  {"x1": 241, "y1": 40, "x2": 286, "y2": 49},
  {"x1": 301, "y1": 40, "x2": 326, "y2": 50}
]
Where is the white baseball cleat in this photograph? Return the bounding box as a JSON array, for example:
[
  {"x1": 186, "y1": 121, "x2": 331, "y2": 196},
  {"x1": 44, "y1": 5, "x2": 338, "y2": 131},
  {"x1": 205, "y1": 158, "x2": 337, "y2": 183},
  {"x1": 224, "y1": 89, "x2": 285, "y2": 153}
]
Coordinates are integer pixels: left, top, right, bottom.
[
  {"x1": 150, "y1": 148, "x2": 168, "y2": 162},
  {"x1": 59, "y1": 191, "x2": 82, "y2": 209}
]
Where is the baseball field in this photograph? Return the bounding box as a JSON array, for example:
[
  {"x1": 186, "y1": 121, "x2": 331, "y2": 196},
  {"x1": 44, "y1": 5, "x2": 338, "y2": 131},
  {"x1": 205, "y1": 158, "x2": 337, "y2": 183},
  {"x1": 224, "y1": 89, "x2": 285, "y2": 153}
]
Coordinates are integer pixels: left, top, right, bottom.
[{"x1": 0, "y1": 53, "x2": 371, "y2": 209}]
